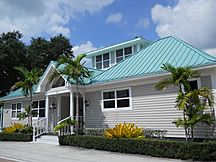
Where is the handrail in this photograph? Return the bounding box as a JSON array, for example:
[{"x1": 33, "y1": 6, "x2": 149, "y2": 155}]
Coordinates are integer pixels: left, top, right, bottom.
[
  {"x1": 57, "y1": 116, "x2": 84, "y2": 136},
  {"x1": 57, "y1": 116, "x2": 73, "y2": 124},
  {"x1": 32, "y1": 117, "x2": 47, "y2": 142}
]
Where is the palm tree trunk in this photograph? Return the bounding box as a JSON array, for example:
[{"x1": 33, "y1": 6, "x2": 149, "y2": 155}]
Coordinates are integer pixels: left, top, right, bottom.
[{"x1": 183, "y1": 110, "x2": 188, "y2": 142}]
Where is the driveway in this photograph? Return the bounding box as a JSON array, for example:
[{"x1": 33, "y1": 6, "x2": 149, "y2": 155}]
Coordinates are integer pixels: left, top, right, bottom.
[{"x1": 0, "y1": 142, "x2": 187, "y2": 162}]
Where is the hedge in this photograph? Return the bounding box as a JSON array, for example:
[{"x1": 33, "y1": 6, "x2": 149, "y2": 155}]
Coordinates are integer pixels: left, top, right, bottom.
[
  {"x1": 0, "y1": 133, "x2": 32, "y2": 142},
  {"x1": 59, "y1": 135, "x2": 216, "y2": 161}
]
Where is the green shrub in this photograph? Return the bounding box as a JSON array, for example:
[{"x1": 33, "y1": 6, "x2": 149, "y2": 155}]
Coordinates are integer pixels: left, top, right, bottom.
[
  {"x1": 59, "y1": 135, "x2": 216, "y2": 161},
  {"x1": 54, "y1": 118, "x2": 76, "y2": 132},
  {"x1": 0, "y1": 133, "x2": 32, "y2": 141},
  {"x1": 104, "y1": 123, "x2": 144, "y2": 139}
]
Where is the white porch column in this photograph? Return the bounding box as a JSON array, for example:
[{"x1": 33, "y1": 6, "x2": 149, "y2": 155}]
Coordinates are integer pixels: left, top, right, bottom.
[
  {"x1": 70, "y1": 91, "x2": 74, "y2": 134},
  {"x1": 45, "y1": 95, "x2": 49, "y2": 133},
  {"x1": 56, "y1": 96, "x2": 61, "y2": 122}
]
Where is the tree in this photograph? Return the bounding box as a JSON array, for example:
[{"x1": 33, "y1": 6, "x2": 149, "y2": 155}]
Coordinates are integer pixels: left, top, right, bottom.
[
  {"x1": 27, "y1": 34, "x2": 73, "y2": 71},
  {"x1": 175, "y1": 87, "x2": 214, "y2": 140},
  {"x1": 14, "y1": 67, "x2": 42, "y2": 126},
  {"x1": 155, "y1": 63, "x2": 214, "y2": 141},
  {"x1": 50, "y1": 54, "x2": 92, "y2": 133},
  {"x1": 0, "y1": 31, "x2": 27, "y2": 97}
]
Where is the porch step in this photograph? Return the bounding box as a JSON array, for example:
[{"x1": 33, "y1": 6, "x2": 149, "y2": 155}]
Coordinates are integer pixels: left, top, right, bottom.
[{"x1": 35, "y1": 135, "x2": 59, "y2": 145}]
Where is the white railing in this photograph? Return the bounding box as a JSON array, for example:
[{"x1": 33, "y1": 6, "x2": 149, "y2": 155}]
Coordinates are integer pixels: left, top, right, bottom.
[
  {"x1": 57, "y1": 116, "x2": 74, "y2": 136},
  {"x1": 57, "y1": 116, "x2": 84, "y2": 136},
  {"x1": 32, "y1": 117, "x2": 47, "y2": 142}
]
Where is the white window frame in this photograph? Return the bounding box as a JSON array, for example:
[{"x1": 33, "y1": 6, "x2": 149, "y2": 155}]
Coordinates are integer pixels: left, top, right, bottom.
[
  {"x1": 11, "y1": 102, "x2": 23, "y2": 119},
  {"x1": 95, "y1": 53, "x2": 111, "y2": 70},
  {"x1": 101, "y1": 87, "x2": 132, "y2": 111},
  {"x1": 115, "y1": 46, "x2": 133, "y2": 64},
  {"x1": 188, "y1": 78, "x2": 201, "y2": 89},
  {"x1": 32, "y1": 100, "x2": 46, "y2": 118}
]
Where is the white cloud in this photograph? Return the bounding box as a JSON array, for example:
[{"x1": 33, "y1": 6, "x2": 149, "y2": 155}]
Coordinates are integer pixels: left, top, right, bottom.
[
  {"x1": 204, "y1": 48, "x2": 216, "y2": 57},
  {"x1": 137, "y1": 18, "x2": 150, "y2": 28},
  {"x1": 73, "y1": 41, "x2": 97, "y2": 67},
  {"x1": 105, "y1": 12, "x2": 123, "y2": 23},
  {"x1": 0, "y1": 0, "x2": 114, "y2": 41},
  {"x1": 151, "y1": 0, "x2": 216, "y2": 49}
]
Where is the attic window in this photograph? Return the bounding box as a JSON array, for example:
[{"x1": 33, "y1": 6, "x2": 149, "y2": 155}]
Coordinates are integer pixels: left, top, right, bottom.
[
  {"x1": 115, "y1": 46, "x2": 132, "y2": 63},
  {"x1": 96, "y1": 53, "x2": 110, "y2": 69}
]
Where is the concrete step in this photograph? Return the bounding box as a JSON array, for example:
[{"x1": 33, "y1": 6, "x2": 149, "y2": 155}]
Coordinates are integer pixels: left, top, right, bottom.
[{"x1": 35, "y1": 135, "x2": 59, "y2": 145}]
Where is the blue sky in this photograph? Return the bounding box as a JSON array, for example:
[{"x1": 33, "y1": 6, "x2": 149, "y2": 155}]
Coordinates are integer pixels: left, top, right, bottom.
[
  {"x1": 70, "y1": 0, "x2": 167, "y2": 47},
  {"x1": 0, "y1": 0, "x2": 216, "y2": 56}
]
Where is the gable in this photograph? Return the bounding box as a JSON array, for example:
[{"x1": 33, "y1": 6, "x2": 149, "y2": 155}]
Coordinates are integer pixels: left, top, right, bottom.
[{"x1": 35, "y1": 61, "x2": 64, "y2": 93}]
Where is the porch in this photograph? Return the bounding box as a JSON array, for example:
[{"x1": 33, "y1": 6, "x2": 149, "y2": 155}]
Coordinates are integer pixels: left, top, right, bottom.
[{"x1": 33, "y1": 86, "x2": 87, "y2": 140}]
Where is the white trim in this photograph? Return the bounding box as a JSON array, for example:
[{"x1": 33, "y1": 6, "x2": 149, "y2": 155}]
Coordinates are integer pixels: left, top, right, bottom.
[
  {"x1": 35, "y1": 63, "x2": 55, "y2": 93},
  {"x1": 101, "y1": 87, "x2": 132, "y2": 112},
  {"x1": 32, "y1": 100, "x2": 46, "y2": 119},
  {"x1": 11, "y1": 102, "x2": 23, "y2": 119},
  {"x1": 188, "y1": 78, "x2": 201, "y2": 89},
  {"x1": 86, "y1": 37, "x2": 147, "y2": 57}
]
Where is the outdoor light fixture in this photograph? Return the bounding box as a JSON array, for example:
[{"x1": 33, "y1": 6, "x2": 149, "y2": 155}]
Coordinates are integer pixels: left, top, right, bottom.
[
  {"x1": 84, "y1": 99, "x2": 90, "y2": 108},
  {"x1": 50, "y1": 102, "x2": 56, "y2": 109}
]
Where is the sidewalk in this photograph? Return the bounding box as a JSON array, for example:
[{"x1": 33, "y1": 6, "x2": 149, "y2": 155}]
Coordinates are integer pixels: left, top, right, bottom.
[{"x1": 0, "y1": 142, "x2": 186, "y2": 162}]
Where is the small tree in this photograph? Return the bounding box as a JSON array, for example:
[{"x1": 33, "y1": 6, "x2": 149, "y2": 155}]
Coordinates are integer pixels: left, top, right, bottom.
[
  {"x1": 14, "y1": 67, "x2": 42, "y2": 126},
  {"x1": 50, "y1": 54, "x2": 92, "y2": 133},
  {"x1": 175, "y1": 87, "x2": 214, "y2": 140},
  {"x1": 155, "y1": 63, "x2": 214, "y2": 141}
]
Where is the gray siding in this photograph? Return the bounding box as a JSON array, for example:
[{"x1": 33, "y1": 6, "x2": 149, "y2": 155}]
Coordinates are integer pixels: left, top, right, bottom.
[
  {"x1": 201, "y1": 75, "x2": 212, "y2": 88},
  {"x1": 85, "y1": 76, "x2": 215, "y2": 138},
  {"x1": 85, "y1": 83, "x2": 186, "y2": 137}
]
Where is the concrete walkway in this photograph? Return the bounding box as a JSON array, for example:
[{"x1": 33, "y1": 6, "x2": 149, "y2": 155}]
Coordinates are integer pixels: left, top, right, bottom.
[{"x1": 0, "y1": 142, "x2": 187, "y2": 162}]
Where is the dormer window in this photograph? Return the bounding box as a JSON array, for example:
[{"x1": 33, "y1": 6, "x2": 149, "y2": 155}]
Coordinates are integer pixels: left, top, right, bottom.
[
  {"x1": 115, "y1": 46, "x2": 132, "y2": 63},
  {"x1": 96, "y1": 53, "x2": 110, "y2": 69},
  {"x1": 124, "y1": 47, "x2": 132, "y2": 58}
]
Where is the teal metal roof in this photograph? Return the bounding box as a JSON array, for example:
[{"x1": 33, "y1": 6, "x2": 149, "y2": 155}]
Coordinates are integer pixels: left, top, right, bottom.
[
  {"x1": 91, "y1": 36, "x2": 216, "y2": 84},
  {"x1": 2, "y1": 36, "x2": 216, "y2": 100},
  {"x1": 0, "y1": 85, "x2": 37, "y2": 101}
]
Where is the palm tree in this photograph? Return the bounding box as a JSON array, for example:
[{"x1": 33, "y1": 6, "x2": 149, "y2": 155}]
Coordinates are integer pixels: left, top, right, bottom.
[
  {"x1": 175, "y1": 87, "x2": 214, "y2": 140},
  {"x1": 50, "y1": 54, "x2": 92, "y2": 133},
  {"x1": 155, "y1": 63, "x2": 200, "y2": 141},
  {"x1": 14, "y1": 67, "x2": 42, "y2": 126}
]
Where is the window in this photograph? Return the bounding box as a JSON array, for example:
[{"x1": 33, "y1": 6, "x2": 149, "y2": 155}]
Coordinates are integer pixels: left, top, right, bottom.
[
  {"x1": 102, "y1": 88, "x2": 131, "y2": 110},
  {"x1": 189, "y1": 80, "x2": 198, "y2": 90},
  {"x1": 96, "y1": 53, "x2": 110, "y2": 69},
  {"x1": 11, "y1": 103, "x2": 22, "y2": 118},
  {"x1": 124, "y1": 47, "x2": 132, "y2": 58},
  {"x1": 116, "y1": 49, "x2": 123, "y2": 63},
  {"x1": 115, "y1": 46, "x2": 132, "y2": 63},
  {"x1": 32, "y1": 100, "x2": 45, "y2": 118}
]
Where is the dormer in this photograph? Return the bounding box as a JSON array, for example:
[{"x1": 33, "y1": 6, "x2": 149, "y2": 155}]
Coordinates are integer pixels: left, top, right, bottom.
[{"x1": 86, "y1": 37, "x2": 151, "y2": 70}]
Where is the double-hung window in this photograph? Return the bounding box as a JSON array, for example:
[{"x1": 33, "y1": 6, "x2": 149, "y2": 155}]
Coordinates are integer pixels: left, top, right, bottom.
[
  {"x1": 11, "y1": 103, "x2": 22, "y2": 118},
  {"x1": 32, "y1": 100, "x2": 45, "y2": 118},
  {"x1": 102, "y1": 88, "x2": 131, "y2": 110},
  {"x1": 115, "y1": 46, "x2": 132, "y2": 63},
  {"x1": 116, "y1": 49, "x2": 124, "y2": 63},
  {"x1": 124, "y1": 47, "x2": 132, "y2": 58},
  {"x1": 96, "y1": 53, "x2": 110, "y2": 69}
]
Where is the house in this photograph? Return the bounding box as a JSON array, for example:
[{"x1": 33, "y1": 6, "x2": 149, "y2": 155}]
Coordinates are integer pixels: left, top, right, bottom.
[{"x1": 1, "y1": 36, "x2": 216, "y2": 139}]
